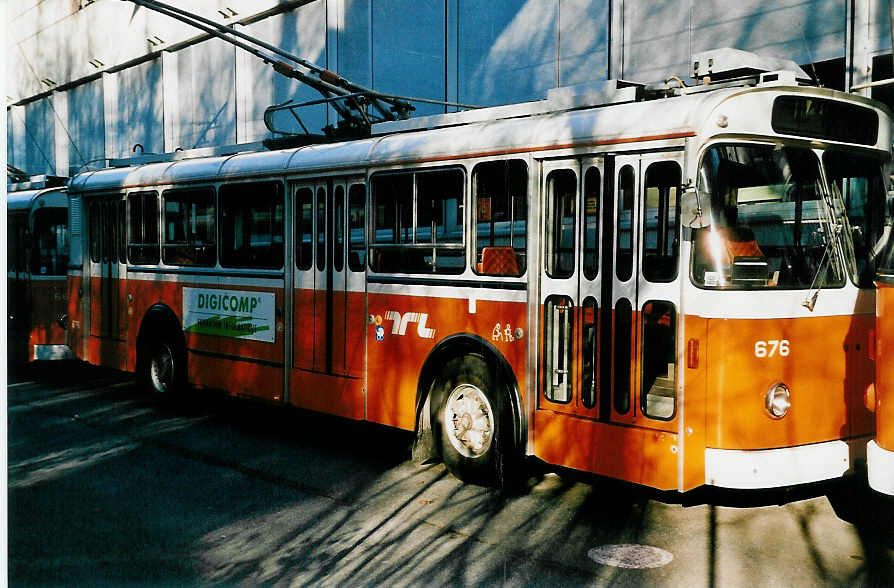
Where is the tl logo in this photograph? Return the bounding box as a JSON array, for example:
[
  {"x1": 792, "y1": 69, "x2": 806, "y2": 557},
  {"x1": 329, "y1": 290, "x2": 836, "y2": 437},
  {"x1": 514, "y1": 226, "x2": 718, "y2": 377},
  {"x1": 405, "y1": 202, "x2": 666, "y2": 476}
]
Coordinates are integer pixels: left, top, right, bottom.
[{"x1": 383, "y1": 311, "x2": 436, "y2": 339}]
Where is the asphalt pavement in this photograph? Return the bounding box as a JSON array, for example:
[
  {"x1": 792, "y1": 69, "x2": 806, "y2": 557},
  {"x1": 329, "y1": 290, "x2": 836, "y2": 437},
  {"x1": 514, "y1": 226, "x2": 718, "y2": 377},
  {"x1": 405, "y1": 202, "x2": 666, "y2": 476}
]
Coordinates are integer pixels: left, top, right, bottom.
[{"x1": 7, "y1": 362, "x2": 894, "y2": 586}]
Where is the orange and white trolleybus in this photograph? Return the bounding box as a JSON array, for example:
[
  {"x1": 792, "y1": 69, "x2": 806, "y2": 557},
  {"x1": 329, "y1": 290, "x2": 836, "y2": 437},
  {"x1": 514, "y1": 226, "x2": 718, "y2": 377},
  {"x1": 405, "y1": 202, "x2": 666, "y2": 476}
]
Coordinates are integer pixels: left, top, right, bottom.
[
  {"x1": 7, "y1": 177, "x2": 73, "y2": 364},
  {"x1": 67, "y1": 51, "x2": 892, "y2": 491}
]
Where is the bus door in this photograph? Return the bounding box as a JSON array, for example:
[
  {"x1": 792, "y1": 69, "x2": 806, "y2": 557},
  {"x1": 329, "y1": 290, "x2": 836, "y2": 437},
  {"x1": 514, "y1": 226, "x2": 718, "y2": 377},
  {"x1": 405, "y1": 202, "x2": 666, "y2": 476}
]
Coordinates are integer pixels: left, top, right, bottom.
[
  {"x1": 609, "y1": 153, "x2": 683, "y2": 426},
  {"x1": 539, "y1": 153, "x2": 683, "y2": 426},
  {"x1": 88, "y1": 196, "x2": 127, "y2": 346},
  {"x1": 539, "y1": 159, "x2": 601, "y2": 417},
  {"x1": 293, "y1": 181, "x2": 325, "y2": 371}
]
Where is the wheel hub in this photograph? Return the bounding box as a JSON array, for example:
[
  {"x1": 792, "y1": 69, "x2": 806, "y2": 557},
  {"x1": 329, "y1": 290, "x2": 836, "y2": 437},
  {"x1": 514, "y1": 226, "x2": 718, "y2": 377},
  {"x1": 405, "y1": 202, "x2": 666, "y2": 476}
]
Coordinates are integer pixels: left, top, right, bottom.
[
  {"x1": 150, "y1": 344, "x2": 174, "y2": 394},
  {"x1": 445, "y1": 384, "x2": 494, "y2": 458}
]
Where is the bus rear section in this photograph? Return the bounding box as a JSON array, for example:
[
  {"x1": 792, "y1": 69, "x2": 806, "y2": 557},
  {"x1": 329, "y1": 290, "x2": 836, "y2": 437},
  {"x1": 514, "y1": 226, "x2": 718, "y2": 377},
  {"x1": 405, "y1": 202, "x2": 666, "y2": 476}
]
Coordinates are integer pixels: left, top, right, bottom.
[{"x1": 7, "y1": 184, "x2": 73, "y2": 363}]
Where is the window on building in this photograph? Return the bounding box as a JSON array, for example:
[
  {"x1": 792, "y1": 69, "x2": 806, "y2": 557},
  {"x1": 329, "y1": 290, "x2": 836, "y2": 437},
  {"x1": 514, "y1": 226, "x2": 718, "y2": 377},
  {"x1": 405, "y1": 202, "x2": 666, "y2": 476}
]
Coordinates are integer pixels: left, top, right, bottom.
[
  {"x1": 163, "y1": 188, "x2": 216, "y2": 266},
  {"x1": 370, "y1": 168, "x2": 465, "y2": 274},
  {"x1": 219, "y1": 182, "x2": 284, "y2": 269}
]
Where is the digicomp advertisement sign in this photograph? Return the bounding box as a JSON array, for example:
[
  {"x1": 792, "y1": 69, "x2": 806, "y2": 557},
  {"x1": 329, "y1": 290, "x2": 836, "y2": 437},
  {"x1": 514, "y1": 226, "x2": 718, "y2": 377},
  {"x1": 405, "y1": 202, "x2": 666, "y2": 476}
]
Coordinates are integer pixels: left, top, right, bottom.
[{"x1": 182, "y1": 287, "x2": 276, "y2": 343}]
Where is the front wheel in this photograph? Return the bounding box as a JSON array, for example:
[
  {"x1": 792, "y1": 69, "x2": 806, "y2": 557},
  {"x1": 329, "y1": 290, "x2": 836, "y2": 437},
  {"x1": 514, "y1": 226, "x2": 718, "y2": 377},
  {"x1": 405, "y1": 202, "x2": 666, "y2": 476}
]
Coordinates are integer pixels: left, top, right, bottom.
[{"x1": 434, "y1": 355, "x2": 512, "y2": 486}]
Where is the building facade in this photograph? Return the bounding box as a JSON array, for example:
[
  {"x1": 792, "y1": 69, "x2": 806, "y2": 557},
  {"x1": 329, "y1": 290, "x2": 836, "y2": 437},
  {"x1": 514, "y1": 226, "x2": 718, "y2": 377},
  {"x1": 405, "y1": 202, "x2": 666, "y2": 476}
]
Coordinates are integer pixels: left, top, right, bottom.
[{"x1": 6, "y1": 0, "x2": 894, "y2": 178}]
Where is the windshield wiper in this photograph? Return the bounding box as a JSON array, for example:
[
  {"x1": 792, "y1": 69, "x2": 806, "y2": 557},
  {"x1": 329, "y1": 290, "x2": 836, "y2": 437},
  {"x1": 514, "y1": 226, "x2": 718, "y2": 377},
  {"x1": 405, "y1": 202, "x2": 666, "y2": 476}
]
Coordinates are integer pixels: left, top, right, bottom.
[{"x1": 802, "y1": 222, "x2": 842, "y2": 311}]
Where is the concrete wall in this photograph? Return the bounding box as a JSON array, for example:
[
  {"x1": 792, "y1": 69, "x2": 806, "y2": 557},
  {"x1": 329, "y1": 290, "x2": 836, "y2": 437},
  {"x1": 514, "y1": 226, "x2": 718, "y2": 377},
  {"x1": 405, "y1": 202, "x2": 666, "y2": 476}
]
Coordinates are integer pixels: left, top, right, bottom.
[{"x1": 6, "y1": 0, "x2": 894, "y2": 178}]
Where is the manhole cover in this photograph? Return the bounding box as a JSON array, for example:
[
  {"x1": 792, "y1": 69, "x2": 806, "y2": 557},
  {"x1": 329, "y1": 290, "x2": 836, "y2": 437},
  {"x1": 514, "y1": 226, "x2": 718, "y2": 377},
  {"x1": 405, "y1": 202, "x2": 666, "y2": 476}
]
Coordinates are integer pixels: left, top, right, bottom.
[{"x1": 587, "y1": 544, "x2": 674, "y2": 569}]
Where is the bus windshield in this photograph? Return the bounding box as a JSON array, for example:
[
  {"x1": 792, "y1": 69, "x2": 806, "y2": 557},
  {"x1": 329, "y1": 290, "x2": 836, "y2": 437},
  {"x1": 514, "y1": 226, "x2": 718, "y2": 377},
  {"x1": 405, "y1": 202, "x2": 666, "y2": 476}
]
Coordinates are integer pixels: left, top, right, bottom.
[
  {"x1": 822, "y1": 150, "x2": 888, "y2": 287},
  {"x1": 692, "y1": 143, "x2": 844, "y2": 290}
]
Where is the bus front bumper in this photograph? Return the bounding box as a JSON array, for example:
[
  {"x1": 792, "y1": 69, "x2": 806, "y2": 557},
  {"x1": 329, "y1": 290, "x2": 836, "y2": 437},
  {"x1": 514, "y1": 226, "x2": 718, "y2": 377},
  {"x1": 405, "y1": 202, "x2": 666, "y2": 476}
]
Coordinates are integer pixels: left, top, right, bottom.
[
  {"x1": 705, "y1": 438, "x2": 868, "y2": 489},
  {"x1": 868, "y1": 440, "x2": 894, "y2": 496}
]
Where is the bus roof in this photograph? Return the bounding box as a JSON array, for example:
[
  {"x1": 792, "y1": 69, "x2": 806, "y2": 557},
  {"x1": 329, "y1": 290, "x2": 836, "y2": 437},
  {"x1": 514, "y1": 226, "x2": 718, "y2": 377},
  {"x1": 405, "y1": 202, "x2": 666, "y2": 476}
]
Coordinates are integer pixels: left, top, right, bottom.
[
  {"x1": 68, "y1": 83, "x2": 891, "y2": 194},
  {"x1": 7, "y1": 187, "x2": 67, "y2": 212}
]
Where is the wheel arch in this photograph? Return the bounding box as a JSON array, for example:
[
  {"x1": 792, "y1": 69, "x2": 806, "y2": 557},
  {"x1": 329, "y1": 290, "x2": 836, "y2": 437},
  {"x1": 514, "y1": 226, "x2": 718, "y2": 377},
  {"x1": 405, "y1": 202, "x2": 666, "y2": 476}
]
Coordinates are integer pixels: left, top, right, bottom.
[
  {"x1": 414, "y1": 334, "x2": 526, "y2": 459},
  {"x1": 135, "y1": 303, "x2": 187, "y2": 372}
]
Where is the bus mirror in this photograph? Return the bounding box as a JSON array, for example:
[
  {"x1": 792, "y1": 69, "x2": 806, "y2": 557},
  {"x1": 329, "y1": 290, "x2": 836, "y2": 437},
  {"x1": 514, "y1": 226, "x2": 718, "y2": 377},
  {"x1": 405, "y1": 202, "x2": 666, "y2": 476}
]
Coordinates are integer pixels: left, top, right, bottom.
[{"x1": 681, "y1": 188, "x2": 710, "y2": 229}]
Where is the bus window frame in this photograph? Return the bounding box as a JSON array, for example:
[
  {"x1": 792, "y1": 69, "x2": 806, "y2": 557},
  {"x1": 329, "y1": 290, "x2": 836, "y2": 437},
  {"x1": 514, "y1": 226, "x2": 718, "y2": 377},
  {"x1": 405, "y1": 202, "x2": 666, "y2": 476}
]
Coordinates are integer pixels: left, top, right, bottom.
[
  {"x1": 369, "y1": 165, "x2": 467, "y2": 275},
  {"x1": 471, "y1": 158, "x2": 528, "y2": 278},
  {"x1": 218, "y1": 180, "x2": 286, "y2": 271},
  {"x1": 161, "y1": 186, "x2": 217, "y2": 267}
]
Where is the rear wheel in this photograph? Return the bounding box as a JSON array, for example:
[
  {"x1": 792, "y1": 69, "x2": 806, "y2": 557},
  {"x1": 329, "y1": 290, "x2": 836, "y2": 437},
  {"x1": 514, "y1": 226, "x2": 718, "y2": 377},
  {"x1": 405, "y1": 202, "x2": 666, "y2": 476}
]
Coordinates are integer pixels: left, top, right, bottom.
[{"x1": 434, "y1": 355, "x2": 512, "y2": 486}]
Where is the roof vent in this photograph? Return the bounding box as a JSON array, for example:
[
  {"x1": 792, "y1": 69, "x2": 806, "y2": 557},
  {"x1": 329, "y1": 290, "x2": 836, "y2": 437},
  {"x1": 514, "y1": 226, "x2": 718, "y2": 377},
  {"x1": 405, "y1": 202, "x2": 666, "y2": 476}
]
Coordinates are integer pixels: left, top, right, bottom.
[
  {"x1": 547, "y1": 79, "x2": 644, "y2": 108},
  {"x1": 691, "y1": 48, "x2": 809, "y2": 82}
]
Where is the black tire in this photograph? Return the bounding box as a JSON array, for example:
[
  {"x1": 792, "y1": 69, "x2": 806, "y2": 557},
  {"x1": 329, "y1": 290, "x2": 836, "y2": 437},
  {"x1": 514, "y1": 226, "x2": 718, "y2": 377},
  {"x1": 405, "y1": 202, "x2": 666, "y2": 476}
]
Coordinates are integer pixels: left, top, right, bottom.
[
  {"x1": 140, "y1": 337, "x2": 186, "y2": 396},
  {"x1": 433, "y1": 354, "x2": 512, "y2": 486}
]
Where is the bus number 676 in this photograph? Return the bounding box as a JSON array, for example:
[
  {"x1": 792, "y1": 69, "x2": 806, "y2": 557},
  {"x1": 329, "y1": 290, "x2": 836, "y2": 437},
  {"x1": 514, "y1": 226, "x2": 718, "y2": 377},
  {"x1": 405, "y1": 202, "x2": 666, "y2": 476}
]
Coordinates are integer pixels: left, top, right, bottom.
[{"x1": 755, "y1": 339, "x2": 790, "y2": 358}]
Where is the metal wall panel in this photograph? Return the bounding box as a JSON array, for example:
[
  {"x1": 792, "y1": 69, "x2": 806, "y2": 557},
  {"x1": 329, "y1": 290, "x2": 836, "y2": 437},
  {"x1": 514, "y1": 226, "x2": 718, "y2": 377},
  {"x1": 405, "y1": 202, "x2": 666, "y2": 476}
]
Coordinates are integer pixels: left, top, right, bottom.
[
  {"x1": 372, "y1": 0, "x2": 446, "y2": 116},
  {"x1": 24, "y1": 98, "x2": 55, "y2": 176},
  {"x1": 559, "y1": 0, "x2": 610, "y2": 87},
  {"x1": 176, "y1": 36, "x2": 237, "y2": 149},
  {"x1": 241, "y1": 3, "x2": 328, "y2": 141},
  {"x1": 457, "y1": 0, "x2": 558, "y2": 107},
  {"x1": 66, "y1": 79, "x2": 105, "y2": 175},
  {"x1": 116, "y1": 58, "x2": 164, "y2": 159},
  {"x1": 692, "y1": 0, "x2": 846, "y2": 66}
]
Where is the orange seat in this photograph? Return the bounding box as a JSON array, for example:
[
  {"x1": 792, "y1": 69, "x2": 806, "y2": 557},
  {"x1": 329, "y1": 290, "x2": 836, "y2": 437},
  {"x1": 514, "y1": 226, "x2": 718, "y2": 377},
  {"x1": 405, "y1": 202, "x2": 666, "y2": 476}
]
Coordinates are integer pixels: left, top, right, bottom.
[{"x1": 478, "y1": 246, "x2": 520, "y2": 276}]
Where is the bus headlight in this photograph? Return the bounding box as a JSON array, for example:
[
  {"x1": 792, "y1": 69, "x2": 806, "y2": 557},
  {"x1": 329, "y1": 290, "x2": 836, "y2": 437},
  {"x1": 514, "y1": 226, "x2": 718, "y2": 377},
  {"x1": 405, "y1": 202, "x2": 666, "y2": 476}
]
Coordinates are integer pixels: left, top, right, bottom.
[{"x1": 765, "y1": 382, "x2": 791, "y2": 419}]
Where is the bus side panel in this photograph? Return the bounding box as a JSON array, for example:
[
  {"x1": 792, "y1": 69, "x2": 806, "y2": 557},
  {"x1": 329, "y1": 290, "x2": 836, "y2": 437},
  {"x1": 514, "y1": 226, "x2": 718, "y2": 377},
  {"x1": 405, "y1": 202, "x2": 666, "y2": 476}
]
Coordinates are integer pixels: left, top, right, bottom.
[
  {"x1": 332, "y1": 288, "x2": 347, "y2": 374},
  {"x1": 293, "y1": 287, "x2": 315, "y2": 370},
  {"x1": 534, "y1": 412, "x2": 678, "y2": 490},
  {"x1": 681, "y1": 315, "x2": 708, "y2": 491},
  {"x1": 86, "y1": 276, "x2": 128, "y2": 369},
  {"x1": 182, "y1": 282, "x2": 284, "y2": 402},
  {"x1": 28, "y1": 277, "x2": 68, "y2": 349},
  {"x1": 8, "y1": 275, "x2": 30, "y2": 363},
  {"x1": 848, "y1": 313, "x2": 877, "y2": 439},
  {"x1": 344, "y1": 289, "x2": 365, "y2": 378},
  {"x1": 366, "y1": 291, "x2": 527, "y2": 431},
  {"x1": 289, "y1": 372, "x2": 364, "y2": 419},
  {"x1": 877, "y1": 284, "x2": 894, "y2": 450},
  {"x1": 67, "y1": 273, "x2": 86, "y2": 361},
  {"x1": 705, "y1": 315, "x2": 863, "y2": 450}
]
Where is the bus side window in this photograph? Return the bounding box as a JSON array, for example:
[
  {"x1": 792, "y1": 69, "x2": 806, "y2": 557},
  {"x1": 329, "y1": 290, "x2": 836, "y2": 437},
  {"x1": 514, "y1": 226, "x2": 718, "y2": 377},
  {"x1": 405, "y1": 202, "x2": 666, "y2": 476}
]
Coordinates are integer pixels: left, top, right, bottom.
[
  {"x1": 31, "y1": 208, "x2": 69, "y2": 275},
  {"x1": 348, "y1": 184, "x2": 366, "y2": 272},
  {"x1": 616, "y1": 165, "x2": 635, "y2": 281},
  {"x1": 545, "y1": 169, "x2": 576, "y2": 279},
  {"x1": 162, "y1": 188, "x2": 216, "y2": 266},
  {"x1": 370, "y1": 169, "x2": 464, "y2": 274},
  {"x1": 219, "y1": 181, "x2": 285, "y2": 269},
  {"x1": 641, "y1": 300, "x2": 676, "y2": 420},
  {"x1": 295, "y1": 187, "x2": 314, "y2": 270},
  {"x1": 90, "y1": 202, "x2": 102, "y2": 263},
  {"x1": 642, "y1": 161, "x2": 681, "y2": 283},
  {"x1": 473, "y1": 159, "x2": 527, "y2": 276},
  {"x1": 127, "y1": 192, "x2": 159, "y2": 264}
]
